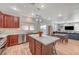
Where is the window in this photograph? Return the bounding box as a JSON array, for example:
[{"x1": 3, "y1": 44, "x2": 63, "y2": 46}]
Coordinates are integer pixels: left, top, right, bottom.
[
  {"x1": 22, "y1": 26, "x2": 29, "y2": 30},
  {"x1": 22, "y1": 25, "x2": 35, "y2": 31},
  {"x1": 40, "y1": 25, "x2": 47, "y2": 34},
  {"x1": 40, "y1": 25, "x2": 46, "y2": 30},
  {"x1": 29, "y1": 26, "x2": 34, "y2": 30}
]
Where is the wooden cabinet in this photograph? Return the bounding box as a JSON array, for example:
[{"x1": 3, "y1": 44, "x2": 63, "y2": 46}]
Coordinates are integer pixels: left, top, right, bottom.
[
  {"x1": 0, "y1": 12, "x2": 4, "y2": 28},
  {"x1": 6, "y1": 36, "x2": 10, "y2": 47},
  {"x1": 26, "y1": 34, "x2": 29, "y2": 42},
  {"x1": 4, "y1": 14, "x2": 13, "y2": 28},
  {"x1": 28, "y1": 36, "x2": 54, "y2": 55},
  {"x1": 13, "y1": 16, "x2": 19, "y2": 28},
  {"x1": 9, "y1": 35, "x2": 18, "y2": 46},
  {"x1": 6, "y1": 35, "x2": 18, "y2": 47},
  {"x1": 35, "y1": 41, "x2": 42, "y2": 55},
  {"x1": 29, "y1": 36, "x2": 35, "y2": 55},
  {"x1": 4, "y1": 14, "x2": 19, "y2": 28},
  {"x1": 0, "y1": 11, "x2": 19, "y2": 28},
  {"x1": 42, "y1": 44, "x2": 53, "y2": 55}
]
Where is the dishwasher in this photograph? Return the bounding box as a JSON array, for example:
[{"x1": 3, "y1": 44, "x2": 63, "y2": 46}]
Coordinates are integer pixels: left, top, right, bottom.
[{"x1": 18, "y1": 34, "x2": 26, "y2": 44}]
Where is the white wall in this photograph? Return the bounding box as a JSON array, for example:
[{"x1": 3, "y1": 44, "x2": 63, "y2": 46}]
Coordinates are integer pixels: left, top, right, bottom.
[
  {"x1": 52, "y1": 22, "x2": 79, "y2": 32},
  {"x1": 74, "y1": 23, "x2": 79, "y2": 31}
]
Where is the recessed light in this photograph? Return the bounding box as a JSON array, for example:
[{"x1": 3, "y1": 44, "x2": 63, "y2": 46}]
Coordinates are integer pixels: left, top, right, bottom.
[
  {"x1": 41, "y1": 5, "x2": 45, "y2": 8},
  {"x1": 40, "y1": 19, "x2": 42, "y2": 22},
  {"x1": 58, "y1": 14, "x2": 62, "y2": 17},
  {"x1": 32, "y1": 13, "x2": 34, "y2": 16},
  {"x1": 36, "y1": 19, "x2": 38, "y2": 21},
  {"x1": 11, "y1": 6, "x2": 18, "y2": 11}
]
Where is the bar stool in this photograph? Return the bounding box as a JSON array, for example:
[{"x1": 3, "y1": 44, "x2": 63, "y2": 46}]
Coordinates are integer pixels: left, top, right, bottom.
[{"x1": 60, "y1": 36, "x2": 68, "y2": 44}]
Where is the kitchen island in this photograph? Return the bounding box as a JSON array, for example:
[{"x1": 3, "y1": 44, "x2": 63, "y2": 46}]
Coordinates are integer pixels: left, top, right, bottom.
[{"x1": 28, "y1": 34, "x2": 59, "y2": 55}]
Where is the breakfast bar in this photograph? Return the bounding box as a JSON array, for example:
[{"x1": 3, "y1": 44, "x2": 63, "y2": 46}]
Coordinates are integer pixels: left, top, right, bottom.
[{"x1": 28, "y1": 34, "x2": 59, "y2": 55}]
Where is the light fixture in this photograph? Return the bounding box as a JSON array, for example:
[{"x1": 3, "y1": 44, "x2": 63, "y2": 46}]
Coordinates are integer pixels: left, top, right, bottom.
[
  {"x1": 32, "y1": 13, "x2": 34, "y2": 16},
  {"x1": 40, "y1": 19, "x2": 42, "y2": 22},
  {"x1": 11, "y1": 6, "x2": 18, "y2": 11},
  {"x1": 36, "y1": 19, "x2": 38, "y2": 21},
  {"x1": 58, "y1": 14, "x2": 62, "y2": 17},
  {"x1": 41, "y1": 5, "x2": 45, "y2": 8}
]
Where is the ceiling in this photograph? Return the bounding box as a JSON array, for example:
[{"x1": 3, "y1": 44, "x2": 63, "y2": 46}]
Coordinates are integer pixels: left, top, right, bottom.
[{"x1": 0, "y1": 3, "x2": 79, "y2": 22}]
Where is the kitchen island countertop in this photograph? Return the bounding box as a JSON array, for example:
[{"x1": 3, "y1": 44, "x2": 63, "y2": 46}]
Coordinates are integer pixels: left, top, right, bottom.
[{"x1": 29, "y1": 34, "x2": 59, "y2": 45}]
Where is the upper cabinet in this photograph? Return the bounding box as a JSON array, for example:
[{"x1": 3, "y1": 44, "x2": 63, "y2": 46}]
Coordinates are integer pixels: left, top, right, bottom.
[
  {"x1": 0, "y1": 11, "x2": 20, "y2": 28},
  {"x1": 4, "y1": 14, "x2": 13, "y2": 28},
  {"x1": 13, "y1": 16, "x2": 19, "y2": 28},
  {"x1": 0, "y1": 12, "x2": 4, "y2": 28}
]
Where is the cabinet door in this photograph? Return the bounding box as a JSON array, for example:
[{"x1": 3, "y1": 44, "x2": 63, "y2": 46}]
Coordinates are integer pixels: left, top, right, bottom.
[
  {"x1": 10, "y1": 16, "x2": 14, "y2": 28},
  {"x1": 4, "y1": 14, "x2": 19, "y2": 28},
  {"x1": 42, "y1": 44, "x2": 53, "y2": 55},
  {"x1": 13, "y1": 35, "x2": 18, "y2": 45},
  {"x1": 6, "y1": 36, "x2": 10, "y2": 47},
  {"x1": 0, "y1": 12, "x2": 3, "y2": 28},
  {"x1": 13, "y1": 16, "x2": 19, "y2": 28},
  {"x1": 0, "y1": 12, "x2": 19, "y2": 28},
  {"x1": 10, "y1": 35, "x2": 18, "y2": 46},
  {"x1": 7, "y1": 35, "x2": 13, "y2": 46},
  {"x1": 35, "y1": 41, "x2": 42, "y2": 55},
  {"x1": 6, "y1": 35, "x2": 18, "y2": 47},
  {"x1": 9, "y1": 36, "x2": 14, "y2": 46},
  {"x1": 29, "y1": 36, "x2": 35, "y2": 55},
  {"x1": 4, "y1": 14, "x2": 12, "y2": 28}
]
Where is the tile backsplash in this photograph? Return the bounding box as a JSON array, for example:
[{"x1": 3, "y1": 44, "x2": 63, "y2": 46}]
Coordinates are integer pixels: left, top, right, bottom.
[{"x1": 0, "y1": 28, "x2": 20, "y2": 34}]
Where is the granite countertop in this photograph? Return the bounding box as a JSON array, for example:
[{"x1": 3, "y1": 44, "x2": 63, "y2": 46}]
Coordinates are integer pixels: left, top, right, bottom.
[{"x1": 29, "y1": 34, "x2": 59, "y2": 45}]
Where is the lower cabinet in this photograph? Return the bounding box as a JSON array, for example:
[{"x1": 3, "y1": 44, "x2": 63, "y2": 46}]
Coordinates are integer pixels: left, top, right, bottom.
[
  {"x1": 29, "y1": 36, "x2": 35, "y2": 55},
  {"x1": 26, "y1": 34, "x2": 29, "y2": 42},
  {"x1": 6, "y1": 35, "x2": 18, "y2": 47},
  {"x1": 42, "y1": 44, "x2": 54, "y2": 55},
  {"x1": 35, "y1": 41, "x2": 42, "y2": 55}
]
